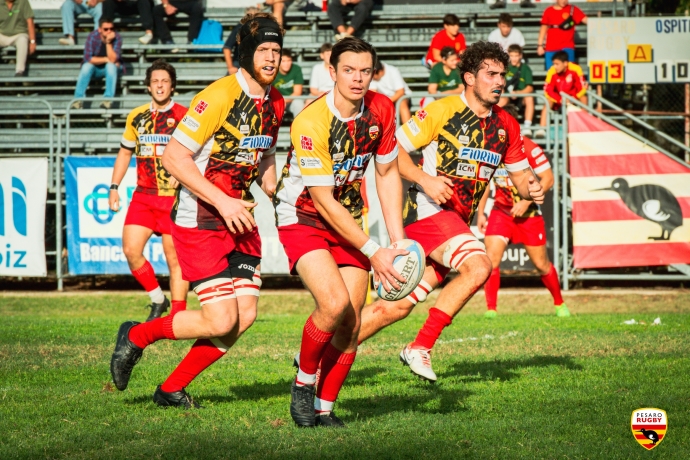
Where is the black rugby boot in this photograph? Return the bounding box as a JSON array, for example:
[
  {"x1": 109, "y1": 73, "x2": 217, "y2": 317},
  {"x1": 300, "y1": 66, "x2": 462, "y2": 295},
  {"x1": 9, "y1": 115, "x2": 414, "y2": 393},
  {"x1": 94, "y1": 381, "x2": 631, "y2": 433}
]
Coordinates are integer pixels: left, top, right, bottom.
[
  {"x1": 290, "y1": 380, "x2": 316, "y2": 427},
  {"x1": 153, "y1": 385, "x2": 202, "y2": 409},
  {"x1": 110, "y1": 321, "x2": 143, "y2": 390},
  {"x1": 315, "y1": 411, "x2": 345, "y2": 428},
  {"x1": 146, "y1": 297, "x2": 169, "y2": 322}
]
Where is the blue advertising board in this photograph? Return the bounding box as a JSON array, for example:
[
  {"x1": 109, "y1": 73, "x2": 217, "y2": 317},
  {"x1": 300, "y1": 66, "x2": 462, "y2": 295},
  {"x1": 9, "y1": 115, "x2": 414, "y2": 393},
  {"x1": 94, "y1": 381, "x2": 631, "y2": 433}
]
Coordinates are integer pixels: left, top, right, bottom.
[{"x1": 65, "y1": 156, "x2": 170, "y2": 275}]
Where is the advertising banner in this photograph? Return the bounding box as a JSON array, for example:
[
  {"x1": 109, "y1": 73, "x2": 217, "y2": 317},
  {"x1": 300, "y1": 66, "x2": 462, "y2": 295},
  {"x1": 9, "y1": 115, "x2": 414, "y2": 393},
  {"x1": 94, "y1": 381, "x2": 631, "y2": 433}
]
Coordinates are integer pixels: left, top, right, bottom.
[
  {"x1": 568, "y1": 106, "x2": 690, "y2": 268},
  {"x1": 65, "y1": 156, "x2": 169, "y2": 275},
  {"x1": 0, "y1": 158, "x2": 48, "y2": 277}
]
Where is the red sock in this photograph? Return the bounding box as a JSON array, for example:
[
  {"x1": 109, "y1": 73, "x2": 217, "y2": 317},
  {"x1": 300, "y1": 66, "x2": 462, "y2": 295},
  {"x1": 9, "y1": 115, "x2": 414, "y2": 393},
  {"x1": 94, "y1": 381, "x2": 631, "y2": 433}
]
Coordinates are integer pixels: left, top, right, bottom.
[
  {"x1": 128, "y1": 315, "x2": 176, "y2": 349},
  {"x1": 541, "y1": 263, "x2": 564, "y2": 306},
  {"x1": 170, "y1": 300, "x2": 187, "y2": 315},
  {"x1": 131, "y1": 260, "x2": 159, "y2": 292},
  {"x1": 298, "y1": 316, "x2": 334, "y2": 377},
  {"x1": 484, "y1": 267, "x2": 500, "y2": 310},
  {"x1": 412, "y1": 307, "x2": 453, "y2": 350},
  {"x1": 160, "y1": 338, "x2": 227, "y2": 393},
  {"x1": 316, "y1": 344, "x2": 356, "y2": 405}
]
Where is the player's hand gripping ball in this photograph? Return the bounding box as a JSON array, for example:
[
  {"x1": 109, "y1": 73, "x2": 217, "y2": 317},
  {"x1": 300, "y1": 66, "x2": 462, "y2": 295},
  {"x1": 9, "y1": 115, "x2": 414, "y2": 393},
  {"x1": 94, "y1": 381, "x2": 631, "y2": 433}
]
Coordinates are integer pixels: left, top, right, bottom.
[{"x1": 376, "y1": 239, "x2": 425, "y2": 301}]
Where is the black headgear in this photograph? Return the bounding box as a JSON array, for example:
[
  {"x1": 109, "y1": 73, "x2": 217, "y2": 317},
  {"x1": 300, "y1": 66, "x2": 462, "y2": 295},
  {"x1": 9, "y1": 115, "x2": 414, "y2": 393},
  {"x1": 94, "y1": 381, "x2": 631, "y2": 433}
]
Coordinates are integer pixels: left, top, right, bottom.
[{"x1": 238, "y1": 17, "x2": 283, "y2": 80}]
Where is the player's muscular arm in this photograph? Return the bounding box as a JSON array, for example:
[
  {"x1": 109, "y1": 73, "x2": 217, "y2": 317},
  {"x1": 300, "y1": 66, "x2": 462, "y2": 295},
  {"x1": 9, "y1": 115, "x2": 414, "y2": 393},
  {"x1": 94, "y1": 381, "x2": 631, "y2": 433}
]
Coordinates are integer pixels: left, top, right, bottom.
[
  {"x1": 508, "y1": 168, "x2": 544, "y2": 204},
  {"x1": 109, "y1": 147, "x2": 133, "y2": 212},
  {"x1": 476, "y1": 187, "x2": 490, "y2": 234},
  {"x1": 309, "y1": 186, "x2": 408, "y2": 291},
  {"x1": 162, "y1": 138, "x2": 256, "y2": 233},
  {"x1": 397, "y1": 145, "x2": 453, "y2": 205},
  {"x1": 537, "y1": 168, "x2": 554, "y2": 194},
  {"x1": 257, "y1": 154, "x2": 277, "y2": 198},
  {"x1": 374, "y1": 159, "x2": 404, "y2": 243}
]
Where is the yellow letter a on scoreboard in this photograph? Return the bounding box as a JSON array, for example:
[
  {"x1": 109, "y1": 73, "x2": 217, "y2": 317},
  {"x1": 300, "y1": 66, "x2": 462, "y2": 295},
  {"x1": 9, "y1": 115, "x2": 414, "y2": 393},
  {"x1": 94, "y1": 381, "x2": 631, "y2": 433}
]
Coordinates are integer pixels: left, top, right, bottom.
[{"x1": 627, "y1": 45, "x2": 653, "y2": 63}]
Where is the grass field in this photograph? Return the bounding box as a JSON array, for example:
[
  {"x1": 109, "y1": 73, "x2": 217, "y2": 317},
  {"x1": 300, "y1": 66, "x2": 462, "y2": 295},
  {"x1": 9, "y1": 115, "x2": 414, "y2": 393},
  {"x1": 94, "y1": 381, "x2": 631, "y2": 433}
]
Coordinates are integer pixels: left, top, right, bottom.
[{"x1": 1, "y1": 289, "x2": 689, "y2": 459}]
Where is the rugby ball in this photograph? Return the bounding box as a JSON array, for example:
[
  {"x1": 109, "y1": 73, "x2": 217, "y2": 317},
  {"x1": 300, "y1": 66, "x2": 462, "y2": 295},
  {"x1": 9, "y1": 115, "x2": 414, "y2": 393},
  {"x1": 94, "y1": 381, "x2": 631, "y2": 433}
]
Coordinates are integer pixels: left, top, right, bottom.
[{"x1": 376, "y1": 239, "x2": 425, "y2": 302}]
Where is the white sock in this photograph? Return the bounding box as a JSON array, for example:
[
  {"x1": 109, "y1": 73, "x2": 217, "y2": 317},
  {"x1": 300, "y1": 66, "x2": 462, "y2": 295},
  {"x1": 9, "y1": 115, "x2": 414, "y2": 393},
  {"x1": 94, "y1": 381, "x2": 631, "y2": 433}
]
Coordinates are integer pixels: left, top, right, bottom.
[
  {"x1": 524, "y1": 120, "x2": 532, "y2": 127},
  {"x1": 147, "y1": 286, "x2": 165, "y2": 304},
  {"x1": 296, "y1": 369, "x2": 316, "y2": 386},
  {"x1": 315, "y1": 397, "x2": 334, "y2": 414}
]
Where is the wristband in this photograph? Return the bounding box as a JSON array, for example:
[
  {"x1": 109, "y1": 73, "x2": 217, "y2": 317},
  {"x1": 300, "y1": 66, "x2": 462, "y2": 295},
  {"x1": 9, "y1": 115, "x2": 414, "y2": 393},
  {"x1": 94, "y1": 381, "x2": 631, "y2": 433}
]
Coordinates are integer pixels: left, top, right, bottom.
[
  {"x1": 359, "y1": 239, "x2": 381, "y2": 258},
  {"x1": 110, "y1": 183, "x2": 119, "y2": 190}
]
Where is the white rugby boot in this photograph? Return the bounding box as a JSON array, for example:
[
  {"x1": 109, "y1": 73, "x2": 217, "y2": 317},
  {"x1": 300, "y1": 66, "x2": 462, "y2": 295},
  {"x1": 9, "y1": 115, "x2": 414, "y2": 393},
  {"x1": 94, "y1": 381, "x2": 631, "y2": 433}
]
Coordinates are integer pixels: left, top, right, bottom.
[{"x1": 399, "y1": 344, "x2": 437, "y2": 383}]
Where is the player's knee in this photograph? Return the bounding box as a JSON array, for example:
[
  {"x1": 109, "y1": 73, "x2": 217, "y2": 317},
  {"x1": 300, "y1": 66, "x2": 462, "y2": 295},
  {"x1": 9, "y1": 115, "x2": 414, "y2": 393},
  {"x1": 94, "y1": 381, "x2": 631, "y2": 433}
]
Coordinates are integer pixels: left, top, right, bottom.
[
  {"x1": 238, "y1": 305, "x2": 258, "y2": 334},
  {"x1": 468, "y1": 255, "x2": 493, "y2": 287},
  {"x1": 122, "y1": 242, "x2": 142, "y2": 262},
  {"x1": 319, "y1": 292, "x2": 350, "y2": 318},
  {"x1": 207, "y1": 311, "x2": 238, "y2": 337}
]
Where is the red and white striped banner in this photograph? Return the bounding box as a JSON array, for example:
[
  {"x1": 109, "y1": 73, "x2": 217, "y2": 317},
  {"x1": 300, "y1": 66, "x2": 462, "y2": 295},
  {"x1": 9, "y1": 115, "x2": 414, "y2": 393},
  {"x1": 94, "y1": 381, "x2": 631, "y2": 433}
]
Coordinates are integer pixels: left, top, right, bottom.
[{"x1": 568, "y1": 107, "x2": 690, "y2": 268}]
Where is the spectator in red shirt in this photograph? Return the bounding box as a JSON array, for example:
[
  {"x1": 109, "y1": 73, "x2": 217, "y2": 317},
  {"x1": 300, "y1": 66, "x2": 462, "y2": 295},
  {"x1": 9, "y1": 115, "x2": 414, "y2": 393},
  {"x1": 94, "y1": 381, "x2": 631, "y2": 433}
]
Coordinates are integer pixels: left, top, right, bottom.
[
  {"x1": 537, "y1": 0, "x2": 587, "y2": 70},
  {"x1": 424, "y1": 13, "x2": 466, "y2": 68},
  {"x1": 535, "y1": 50, "x2": 587, "y2": 138}
]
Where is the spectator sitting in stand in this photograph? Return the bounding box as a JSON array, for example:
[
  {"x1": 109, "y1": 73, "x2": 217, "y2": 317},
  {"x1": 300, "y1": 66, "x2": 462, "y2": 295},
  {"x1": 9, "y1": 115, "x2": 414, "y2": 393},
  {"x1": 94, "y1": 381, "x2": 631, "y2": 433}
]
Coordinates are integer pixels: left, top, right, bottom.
[
  {"x1": 152, "y1": 0, "x2": 203, "y2": 48},
  {"x1": 102, "y1": 0, "x2": 154, "y2": 44},
  {"x1": 59, "y1": 0, "x2": 103, "y2": 45},
  {"x1": 223, "y1": 6, "x2": 259, "y2": 75},
  {"x1": 309, "y1": 42, "x2": 334, "y2": 97},
  {"x1": 498, "y1": 45, "x2": 534, "y2": 137},
  {"x1": 273, "y1": 48, "x2": 304, "y2": 122},
  {"x1": 538, "y1": 0, "x2": 587, "y2": 70},
  {"x1": 264, "y1": 0, "x2": 293, "y2": 27},
  {"x1": 535, "y1": 50, "x2": 587, "y2": 138},
  {"x1": 488, "y1": 13, "x2": 524, "y2": 53},
  {"x1": 0, "y1": 0, "x2": 36, "y2": 77},
  {"x1": 427, "y1": 47, "x2": 463, "y2": 96},
  {"x1": 328, "y1": 0, "x2": 374, "y2": 40},
  {"x1": 371, "y1": 60, "x2": 412, "y2": 123},
  {"x1": 72, "y1": 17, "x2": 123, "y2": 109},
  {"x1": 424, "y1": 13, "x2": 465, "y2": 68}
]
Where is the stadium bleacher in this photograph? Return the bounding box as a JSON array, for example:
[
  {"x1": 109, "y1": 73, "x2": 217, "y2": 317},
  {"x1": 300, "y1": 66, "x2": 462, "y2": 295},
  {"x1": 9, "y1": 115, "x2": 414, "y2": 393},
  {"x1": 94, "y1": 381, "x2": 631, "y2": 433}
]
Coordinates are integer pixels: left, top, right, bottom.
[{"x1": 0, "y1": 1, "x2": 624, "y2": 155}]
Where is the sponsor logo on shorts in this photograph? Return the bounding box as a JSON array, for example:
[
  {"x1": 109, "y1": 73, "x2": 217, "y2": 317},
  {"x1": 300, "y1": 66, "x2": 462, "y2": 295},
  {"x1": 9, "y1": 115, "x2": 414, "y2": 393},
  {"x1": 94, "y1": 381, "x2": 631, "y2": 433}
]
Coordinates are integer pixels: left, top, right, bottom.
[
  {"x1": 417, "y1": 110, "x2": 428, "y2": 121},
  {"x1": 369, "y1": 125, "x2": 379, "y2": 140},
  {"x1": 300, "y1": 157, "x2": 322, "y2": 169},
  {"x1": 181, "y1": 115, "x2": 200, "y2": 132},
  {"x1": 138, "y1": 134, "x2": 171, "y2": 144},
  {"x1": 458, "y1": 135, "x2": 470, "y2": 144},
  {"x1": 300, "y1": 135, "x2": 313, "y2": 151},
  {"x1": 406, "y1": 118, "x2": 420, "y2": 136},
  {"x1": 479, "y1": 165, "x2": 495, "y2": 180},
  {"x1": 167, "y1": 118, "x2": 175, "y2": 128},
  {"x1": 140, "y1": 145, "x2": 154, "y2": 156},
  {"x1": 236, "y1": 151, "x2": 255, "y2": 164},
  {"x1": 456, "y1": 162, "x2": 476, "y2": 178},
  {"x1": 498, "y1": 129, "x2": 506, "y2": 143},
  {"x1": 239, "y1": 135, "x2": 273, "y2": 149},
  {"x1": 238, "y1": 263, "x2": 256, "y2": 272},
  {"x1": 459, "y1": 148, "x2": 501, "y2": 166},
  {"x1": 194, "y1": 100, "x2": 208, "y2": 114}
]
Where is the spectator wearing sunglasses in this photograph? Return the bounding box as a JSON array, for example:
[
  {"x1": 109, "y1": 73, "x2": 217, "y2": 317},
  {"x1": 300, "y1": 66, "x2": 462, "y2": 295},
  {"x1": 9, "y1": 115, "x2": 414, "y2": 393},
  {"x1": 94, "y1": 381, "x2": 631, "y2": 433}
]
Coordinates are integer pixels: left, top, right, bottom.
[{"x1": 73, "y1": 17, "x2": 123, "y2": 109}]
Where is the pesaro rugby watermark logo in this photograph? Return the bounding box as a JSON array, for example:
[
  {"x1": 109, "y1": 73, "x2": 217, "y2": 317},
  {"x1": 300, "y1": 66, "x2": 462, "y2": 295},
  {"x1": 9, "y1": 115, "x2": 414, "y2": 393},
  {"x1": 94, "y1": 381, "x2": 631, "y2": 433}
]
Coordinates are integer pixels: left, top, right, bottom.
[{"x1": 631, "y1": 408, "x2": 667, "y2": 450}]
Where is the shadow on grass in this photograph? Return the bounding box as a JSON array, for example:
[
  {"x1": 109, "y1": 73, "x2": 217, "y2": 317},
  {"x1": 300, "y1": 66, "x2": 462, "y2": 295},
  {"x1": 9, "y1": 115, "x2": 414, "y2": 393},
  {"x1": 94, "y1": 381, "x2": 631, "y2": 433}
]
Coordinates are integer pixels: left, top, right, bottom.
[{"x1": 443, "y1": 355, "x2": 583, "y2": 382}]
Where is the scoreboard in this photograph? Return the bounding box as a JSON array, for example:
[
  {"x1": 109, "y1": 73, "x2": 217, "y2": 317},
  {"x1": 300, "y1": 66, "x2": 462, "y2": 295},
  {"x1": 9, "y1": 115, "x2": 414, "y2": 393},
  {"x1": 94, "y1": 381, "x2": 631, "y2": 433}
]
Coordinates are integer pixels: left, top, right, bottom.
[{"x1": 587, "y1": 17, "x2": 690, "y2": 84}]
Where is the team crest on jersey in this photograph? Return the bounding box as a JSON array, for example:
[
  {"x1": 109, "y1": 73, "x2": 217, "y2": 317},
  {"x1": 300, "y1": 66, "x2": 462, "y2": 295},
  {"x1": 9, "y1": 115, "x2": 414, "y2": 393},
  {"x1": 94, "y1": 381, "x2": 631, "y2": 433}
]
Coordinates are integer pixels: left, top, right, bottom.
[
  {"x1": 632, "y1": 408, "x2": 667, "y2": 450},
  {"x1": 417, "y1": 110, "x2": 428, "y2": 121},
  {"x1": 369, "y1": 125, "x2": 379, "y2": 140},
  {"x1": 272, "y1": 115, "x2": 278, "y2": 125},
  {"x1": 566, "y1": 74, "x2": 573, "y2": 83},
  {"x1": 301, "y1": 135, "x2": 313, "y2": 151},
  {"x1": 167, "y1": 118, "x2": 175, "y2": 128},
  {"x1": 498, "y1": 129, "x2": 506, "y2": 143},
  {"x1": 194, "y1": 100, "x2": 208, "y2": 114}
]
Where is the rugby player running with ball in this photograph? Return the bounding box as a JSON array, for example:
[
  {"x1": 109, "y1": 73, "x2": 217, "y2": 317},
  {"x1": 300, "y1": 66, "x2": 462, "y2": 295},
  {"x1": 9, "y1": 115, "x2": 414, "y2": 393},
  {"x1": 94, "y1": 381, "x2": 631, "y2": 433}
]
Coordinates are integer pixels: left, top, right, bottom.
[
  {"x1": 110, "y1": 12, "x2": 285, "y2": 408},
  {"x1": 274, "y1": 37, "x2": 406, "y2": 427}
]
